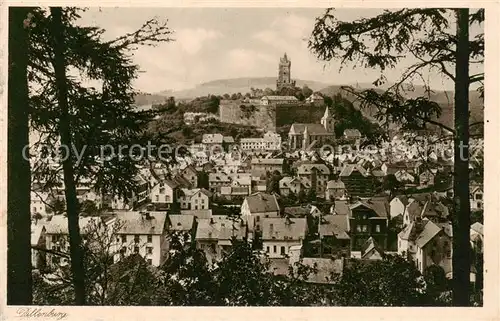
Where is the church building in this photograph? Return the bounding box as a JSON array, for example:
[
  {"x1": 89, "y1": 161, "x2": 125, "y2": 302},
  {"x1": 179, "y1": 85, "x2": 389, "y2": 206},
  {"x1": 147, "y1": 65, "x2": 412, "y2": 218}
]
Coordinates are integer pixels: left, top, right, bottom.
[{"x1": 288, "y1": 106, "x2": 336, "y2": 150}]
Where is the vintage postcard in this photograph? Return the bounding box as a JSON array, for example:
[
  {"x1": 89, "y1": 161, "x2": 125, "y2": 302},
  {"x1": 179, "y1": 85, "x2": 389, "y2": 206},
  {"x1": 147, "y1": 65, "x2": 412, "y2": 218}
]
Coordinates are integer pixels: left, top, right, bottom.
[{"x1": 0, "y1": 1, "x2": 499, "y2": 320}]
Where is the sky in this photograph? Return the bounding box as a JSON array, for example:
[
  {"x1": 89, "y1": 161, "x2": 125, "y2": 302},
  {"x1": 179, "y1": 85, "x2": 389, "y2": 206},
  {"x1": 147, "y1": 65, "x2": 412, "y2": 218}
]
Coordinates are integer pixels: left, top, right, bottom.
[{"x1": 77, "y1": 8, "x2": 484, "y2": 93}]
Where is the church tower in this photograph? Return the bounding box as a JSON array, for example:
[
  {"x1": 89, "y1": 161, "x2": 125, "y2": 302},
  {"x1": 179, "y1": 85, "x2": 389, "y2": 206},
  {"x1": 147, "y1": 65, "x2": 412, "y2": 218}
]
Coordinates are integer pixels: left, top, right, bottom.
[
  {"x1": 321, "y1": 106, "x2": 335, "y2": 133},
  {"x1": 276, "y1": 53, "x2": 296, "y2": 91}
]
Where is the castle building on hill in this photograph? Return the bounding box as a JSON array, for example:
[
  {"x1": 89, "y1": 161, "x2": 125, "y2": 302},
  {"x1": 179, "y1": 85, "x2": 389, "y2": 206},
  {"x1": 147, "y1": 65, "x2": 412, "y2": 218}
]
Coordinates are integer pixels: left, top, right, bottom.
[
  {"x1": 276, "y1": 53, "x2": 296, "y2": 91},
  {"x1": 288, "y1": 106, "x2": 335, "y2": 150}
]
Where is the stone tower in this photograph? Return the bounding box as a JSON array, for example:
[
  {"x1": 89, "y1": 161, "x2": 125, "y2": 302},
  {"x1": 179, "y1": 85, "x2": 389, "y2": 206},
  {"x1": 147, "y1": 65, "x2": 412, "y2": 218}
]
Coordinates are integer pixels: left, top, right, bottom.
[
  {"x1": 276, "y1": 53, "x2": 296, "y2": 91},
  {"x1": 321, "y1": 106, "x2": 335, "y2": 133}
]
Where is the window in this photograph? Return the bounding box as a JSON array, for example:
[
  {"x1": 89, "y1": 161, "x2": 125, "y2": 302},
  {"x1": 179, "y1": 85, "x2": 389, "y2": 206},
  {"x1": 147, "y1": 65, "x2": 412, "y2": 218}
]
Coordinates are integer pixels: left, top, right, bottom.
[
  {"x1": 147, "y1": 235, "x2": 152, "y2": 243},
  {"x1": 356, "y1": 225, "x2": 361, "y2": 232},
  {"x1": 362, "y1": 225, "x2": 368, "y2": 232},
  {"x1": 375, "y1": 225, "x2": 381, "y2": 233},
  {"x1": 155, "y1": 195, "x2": 159, "y2": 202},
  {"x1": 159, "y1": 188, "x2": 165, "y2": 194},
  {"x1": 256, "y1": 216, "x2": 260, "y2": 222},
  {"x1": 446, "y1": 249, "x2": 452, "y2": 258},
  {"x1": 478, "y1": 202, "x2": 482, "y2": 209},
  {"x1": 266, "y1": 246, "x2": 270, "y2": 253},
  {"x1": 476, "y1": 193, "x2": 483, "y2": 200},
  {"x1": 134, "y1": 246, "x2": 139, "y2": 253},
  {"x1": 280, "y1": 246, "x2": 285, "y2": 255},
  {"x1": 273, "y1": 245, "x2": 277, "y2": 253},
  {"x1": 147, "y1": 247, "x2": 153, "y2": 254},
  {"x1": 122, "y1": 235, "x2": 127, "y2": 243},
  {"x1": 147, "y1": 259, "x2": 152, "y2": 265},
  {"x1": 134, "y1": 235, "x2": 140, "y2": 243}
]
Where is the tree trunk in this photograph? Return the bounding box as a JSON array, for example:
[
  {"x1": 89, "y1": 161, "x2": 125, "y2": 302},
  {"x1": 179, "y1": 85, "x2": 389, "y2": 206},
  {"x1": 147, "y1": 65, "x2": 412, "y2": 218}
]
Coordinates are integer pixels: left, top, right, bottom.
[
  {"x1": 452, "y1": 8, "x2": 471, "y2": 306},
  {"x1": 7, "y1": 7, "x2": 34, "y2": 305},
  {"x1": 49, "y1": 7, "x2": 86, "y2": 305}
]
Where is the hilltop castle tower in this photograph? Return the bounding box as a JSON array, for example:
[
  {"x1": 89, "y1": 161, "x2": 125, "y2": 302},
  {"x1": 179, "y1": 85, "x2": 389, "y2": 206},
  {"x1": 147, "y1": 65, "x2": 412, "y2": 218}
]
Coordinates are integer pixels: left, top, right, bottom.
[{"x1": 276, "y1": 53, "x2": 296, "y2": 91}]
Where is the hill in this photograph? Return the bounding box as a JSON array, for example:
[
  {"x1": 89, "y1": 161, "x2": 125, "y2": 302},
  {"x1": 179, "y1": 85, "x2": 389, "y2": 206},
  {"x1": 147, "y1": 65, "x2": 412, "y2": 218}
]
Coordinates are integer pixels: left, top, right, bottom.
[
  {"x1": 133, "y1": 92, "x2": 170, "y2": 107},
  {"x1": 319, "y1": 84, "x2": 484, "y2": 134},
  {"x1": 134, "y1": 77, "x2": 331, "y2": 105}
]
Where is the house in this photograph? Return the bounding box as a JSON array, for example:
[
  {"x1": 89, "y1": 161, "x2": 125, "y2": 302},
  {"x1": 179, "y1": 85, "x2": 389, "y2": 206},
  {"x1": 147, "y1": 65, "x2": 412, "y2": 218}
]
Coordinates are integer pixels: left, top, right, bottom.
[
  {"x1": 402, "y1": 194, "x2": 449, "y2": 226},
  {"x1": 241, "y1": 193, "x2": 280, "y2": 233},
  {"x1": 31, "y1": 222, "x2": 46, "y2": 269},
  {"x1": 179, "y1": 188, "x2": 212, "y2": 210},
  {"x1": 150, "y1": 180, "x2": 180, "y2": 209},
  {"x1": 316, "y1": 214, "x2": 350, "y2": 258},
  {"x1": 180, "y1": 165, "x2": 198, "y2": 188},
  {"x1": 343, "y1": 129, "x2": 362, "y2": 143},
  {"x1": 390, "y1": 195, "x2": 410, "y2": 219},
  {"x1": 240, "y1": 138, "x2": 264, "y2": 151},
  {"x1": 102, "y1": 194, "x2": 130, "y2": 211},
  {"x1": 183, "y1": 112, "x2": 218, "y2": 125},
  {"x1": 279, "y1": 176, "x2": 311, "y2": 196},
  {"x1": 131, "y1": 173, "x2": 150, "y2": 206},
  {"x1": 262, "y1": 216, "x2": 308, "y2": 258},
  {"x1": 44, "y1": 215, "x2": 99, "y2": 268},
  {"x1": 326, "y1": 180, "x2": 346, "y2": 201},
  {"x1": 339, "y1": 164, "x2": 374, "y2": 197},
  {"x1": 419, "y1": 169, "x2": 437, "y2": 187},
  {"x1": 208, "y1": 173, "x2": 231, "y2": 194},
  {"x1": 240, "y1": 131, "x2": 282, "y2": 152},
  {"x1": 113, "y1": 211, "x2": 169, "y2": 267},
  {"x1": 398, "y1": 219, "x2": 452, "y2": 275},
  {"x1": 296, "y1": 163, "x2": 331, "y2": 196},
  {"x1": 220, "y1": 186, "x2": 250, "y2": 200},
  {"x1": 163, "y1": 214, "x2": 197, "y2": 257},
  {"x1": 251, "y1": 158, "x2": 284, "y2": 178},
  {"x1": 262, "y1": 131, "x2": 282, "y2": 151},
  {"x1": 329, "y1": 200, "x2": 351, "y2": 216},
  {"x1": 260, "y1": 95, "x2": 299, "y2": 105},
  {"x1": 470, "y1": 222, "x2": 483, "y2": 254},
  {"x1": 360, "y1": 236, "x2": 384, "y2": 260},
  {"x1": 195, "y1": 215, "x2": 247, "y2": 265},
  {"x1": 348, "y1": 197, "x2": 390, "y2": 255},
  {"x1": 231, "y1": 173, "x2": 252, "y2": 194},
  {"x1": 172, "y1": 174, "x2": 193, "y2": 189},
  {"x1": 202, "y1": 133, "x2": 224, "y2": 145},
  {"x1": 283, "y1": 205, "x2": 322, "y2": 218},
  {"x1": 394, "y1": 169, "x2": 415, "y2": 184},
  {"x1": 470, "y1": 186, "x2": 484, "y2": 211},
  {"x1": 31, "y1": 190, "x2": 49, "y2": 216},
  {"x1": 305, "y1": 92, "x2": 324, "y2": 105}
]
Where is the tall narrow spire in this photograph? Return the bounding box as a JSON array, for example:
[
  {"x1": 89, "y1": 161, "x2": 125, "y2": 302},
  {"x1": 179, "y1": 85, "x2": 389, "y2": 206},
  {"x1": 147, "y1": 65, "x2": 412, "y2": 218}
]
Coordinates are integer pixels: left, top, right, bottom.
[
  {"x1": 323, "y1": 106, "x2": 331, "y2": 119},
  {"x1": 321, "y1": 106, "x2": 334, "y2": 132}
]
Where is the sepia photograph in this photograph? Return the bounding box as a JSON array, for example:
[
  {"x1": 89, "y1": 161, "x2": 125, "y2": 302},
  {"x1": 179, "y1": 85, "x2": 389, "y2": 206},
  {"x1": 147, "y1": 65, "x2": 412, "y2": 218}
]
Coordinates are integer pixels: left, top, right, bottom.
[{"x1": 2, "y1": 3, "x2": 497, "y2": 317}]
